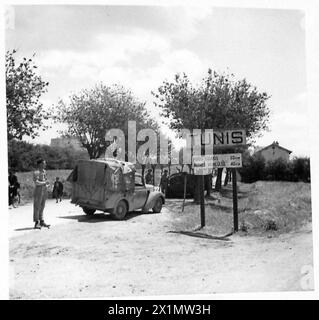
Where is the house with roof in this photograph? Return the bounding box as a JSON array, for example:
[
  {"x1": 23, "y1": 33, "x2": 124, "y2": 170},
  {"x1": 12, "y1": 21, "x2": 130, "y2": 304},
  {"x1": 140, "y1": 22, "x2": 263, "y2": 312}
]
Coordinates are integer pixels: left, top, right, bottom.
[{"x1": 254, "y1": 141, "x2": 292, "y2": 162}]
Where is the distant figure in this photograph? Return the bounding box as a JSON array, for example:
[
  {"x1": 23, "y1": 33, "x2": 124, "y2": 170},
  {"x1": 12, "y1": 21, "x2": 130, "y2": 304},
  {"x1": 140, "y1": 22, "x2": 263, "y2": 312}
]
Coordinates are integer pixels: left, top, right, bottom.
[
  {"x1": 8, "y1": 171, "x2": 20, "y2": 207},
  {"x1": 52, "y1": 177, "x2": 64, "y2": 203},
  {"x1": 159, "y1": 169, "x2": 169, "y2": 196},
  {"x1": 145, "y1": 169, "x2": 153, "y2": 185},
  {"x1": 33, "y1": 158, "x2": 50, "y2": 229}
]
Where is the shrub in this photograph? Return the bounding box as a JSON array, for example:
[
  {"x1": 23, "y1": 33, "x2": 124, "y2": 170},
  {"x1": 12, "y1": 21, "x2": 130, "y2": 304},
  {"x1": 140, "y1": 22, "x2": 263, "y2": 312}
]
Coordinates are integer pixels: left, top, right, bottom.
[
  {"x1": 265, "y1": 158, "x2": 289, "y2": 181},
  {"x1": 239, "y1": 153, "x2": 266, "y2": 183},
  {"x1": 8, "y1": 139, "x2": 89, "y2": 172},
  {"x1": 239, "y1": 153, "x2": 310, "y2": 183},
  {"x1": 291, "y1": 157, "x2": 310, "y2": 182}
]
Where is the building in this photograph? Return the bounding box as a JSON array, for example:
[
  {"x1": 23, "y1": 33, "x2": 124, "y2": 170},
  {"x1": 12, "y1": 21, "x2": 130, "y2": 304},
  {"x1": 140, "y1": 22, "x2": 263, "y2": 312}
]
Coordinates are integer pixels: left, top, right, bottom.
[
  {"x1": 50, "y1": 137, "x2": 84, "y2": 151},
  {"x1": 254, "y1": 141, "x2": 292, "y2": 162}
]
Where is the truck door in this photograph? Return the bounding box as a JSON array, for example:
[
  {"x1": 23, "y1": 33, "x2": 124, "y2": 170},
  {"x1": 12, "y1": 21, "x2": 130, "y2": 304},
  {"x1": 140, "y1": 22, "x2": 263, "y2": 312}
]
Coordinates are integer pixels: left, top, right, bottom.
[{"x1": 133, "y1": 175, "x2": 149, "y2": 210}]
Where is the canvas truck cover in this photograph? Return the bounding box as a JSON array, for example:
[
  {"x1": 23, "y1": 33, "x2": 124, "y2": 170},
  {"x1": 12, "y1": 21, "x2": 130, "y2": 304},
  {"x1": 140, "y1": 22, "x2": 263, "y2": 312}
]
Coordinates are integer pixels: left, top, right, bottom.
[{"x1": 67, "y1": 158, "x2": 135, "y2": 208}]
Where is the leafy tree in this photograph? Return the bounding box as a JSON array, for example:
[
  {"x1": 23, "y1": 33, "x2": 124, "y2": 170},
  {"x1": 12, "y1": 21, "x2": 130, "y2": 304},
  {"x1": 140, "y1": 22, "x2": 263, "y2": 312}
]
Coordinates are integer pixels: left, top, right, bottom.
[
  {"x1": 153, "y1": 69, "x2": 270, "y2": 192},
  {"x1": 55, "y1": 83, "x2": 158, "y2": 159},
  {"x1": 239, "y1": 152, "x2": 266, "y2": 183},
  {"x1": 6, "y1": 50, "x2": 49, "y2": 140},
  {"x1": 8, "y1": 139, "x2": 89, "y2": 172},
  {"x1": 291, "y1": 157, "x2": 310, "y2": 182}
]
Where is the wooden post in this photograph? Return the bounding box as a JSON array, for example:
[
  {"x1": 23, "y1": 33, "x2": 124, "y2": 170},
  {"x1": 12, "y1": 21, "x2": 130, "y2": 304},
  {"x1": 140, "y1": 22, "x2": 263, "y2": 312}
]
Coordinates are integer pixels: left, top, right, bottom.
[
  {"x1": 232, "y1": 168, "x2": 238, "y2": 232},
  {"x1": 200, "y1": 175, "x2": 205, "y2": 228},
  {"x1": 182, "y1": 173, "x2": 187, "y2": 212}
]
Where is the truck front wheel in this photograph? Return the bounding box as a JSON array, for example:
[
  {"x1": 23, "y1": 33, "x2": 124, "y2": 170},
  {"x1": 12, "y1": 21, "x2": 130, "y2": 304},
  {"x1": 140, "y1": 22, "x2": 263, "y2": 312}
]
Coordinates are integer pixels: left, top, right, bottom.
[{"x1": 152, "y1": 197, "x2": 163, "y2": 213}]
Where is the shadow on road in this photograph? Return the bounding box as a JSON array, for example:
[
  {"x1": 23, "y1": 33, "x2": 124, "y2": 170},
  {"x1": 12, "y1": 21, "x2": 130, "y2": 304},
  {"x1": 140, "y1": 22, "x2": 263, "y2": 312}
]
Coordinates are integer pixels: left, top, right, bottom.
[
  {"x1": 168, "y1": 230, "x2": 232, "y2": 241},
  {"x1": 14, "y1": 227, "x2": 36, "y2": 232},
  {"x1": 58, "y1": 211, "x2": 146, "y2": 223}
]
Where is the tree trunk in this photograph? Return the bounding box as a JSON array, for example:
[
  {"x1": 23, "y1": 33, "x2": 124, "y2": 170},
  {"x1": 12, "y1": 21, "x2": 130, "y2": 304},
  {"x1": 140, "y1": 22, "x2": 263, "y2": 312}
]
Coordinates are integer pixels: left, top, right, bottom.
[
  {"x1": 224, "y1": 169, "x2": 230, "y2": 186},
  {"x1": 215, "y1": 168, "x2": 223, "y2": 191}
]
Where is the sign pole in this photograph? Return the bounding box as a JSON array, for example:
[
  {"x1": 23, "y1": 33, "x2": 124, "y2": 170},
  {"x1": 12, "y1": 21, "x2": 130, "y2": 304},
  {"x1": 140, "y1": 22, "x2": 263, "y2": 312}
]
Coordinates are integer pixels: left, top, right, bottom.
[
  {"x1": 200, "y1": 175, "x2": 205, "y2": 228},
  {"x1": 182, "y1": 173, "x2": 187, "y2": 213},
  {"x1": 232, "y1": 168, "x2": 238, "y2": 232}
]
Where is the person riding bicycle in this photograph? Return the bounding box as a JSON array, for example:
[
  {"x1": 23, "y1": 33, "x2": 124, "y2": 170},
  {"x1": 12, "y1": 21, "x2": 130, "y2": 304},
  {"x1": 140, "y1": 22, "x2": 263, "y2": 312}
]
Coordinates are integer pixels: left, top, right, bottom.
[{"x1": 9, "y1": 171, "x2": 20, "y2": 207}]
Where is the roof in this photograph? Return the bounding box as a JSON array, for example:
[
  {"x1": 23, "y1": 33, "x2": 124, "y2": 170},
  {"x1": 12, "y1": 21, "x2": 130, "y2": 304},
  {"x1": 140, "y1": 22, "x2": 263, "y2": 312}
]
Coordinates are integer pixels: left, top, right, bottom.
[
  {"x1": 78, "y1": 158, "x2": 136, "y2": 173},
  {"x1": 255, "y1": 142, "x2": 292, "y2": 154}
]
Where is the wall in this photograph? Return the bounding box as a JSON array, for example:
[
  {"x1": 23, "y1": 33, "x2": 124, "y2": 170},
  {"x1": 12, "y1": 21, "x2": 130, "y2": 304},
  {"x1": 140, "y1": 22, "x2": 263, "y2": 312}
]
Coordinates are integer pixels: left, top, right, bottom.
[{"x1": 259, "y1": 145, "x2": 290, "y2": 162}]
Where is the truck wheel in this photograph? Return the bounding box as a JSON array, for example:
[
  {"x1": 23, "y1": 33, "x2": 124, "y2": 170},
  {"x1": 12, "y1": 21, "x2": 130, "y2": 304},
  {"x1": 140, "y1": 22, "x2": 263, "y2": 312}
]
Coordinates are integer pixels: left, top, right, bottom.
[
  {"x1": 82, "y1": 207, "x2": 96, "y2": 215},
  {"x1": 111, "y1": 200, "x2": 127, "y2": 220},
  {"x1": 152, "y1": 198, "x2": 163, "y2": 213}
]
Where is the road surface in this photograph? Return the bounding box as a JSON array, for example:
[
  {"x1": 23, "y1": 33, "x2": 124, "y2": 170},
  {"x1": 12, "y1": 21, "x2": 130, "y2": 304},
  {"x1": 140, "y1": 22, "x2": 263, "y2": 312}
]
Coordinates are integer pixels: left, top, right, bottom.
[{"x1": 9, "y1": 199, "x2": 314, "y2": 299}]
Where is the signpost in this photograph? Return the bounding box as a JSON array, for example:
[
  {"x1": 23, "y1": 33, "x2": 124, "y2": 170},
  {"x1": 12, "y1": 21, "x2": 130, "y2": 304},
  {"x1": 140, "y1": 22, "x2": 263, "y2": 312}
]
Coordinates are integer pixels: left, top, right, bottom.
[
  {"x1": 192, "y1": 155, "x2": 214, "y2": 228},
  {"x1": 213, "y1": 153, "x2": 242, "y2": 232},
  {"x1": 191, "y1": 129, "x2": 246, "y2": 232},
  {"x1": 232, "y1": 169, "x2": 239, "y2": 232}
]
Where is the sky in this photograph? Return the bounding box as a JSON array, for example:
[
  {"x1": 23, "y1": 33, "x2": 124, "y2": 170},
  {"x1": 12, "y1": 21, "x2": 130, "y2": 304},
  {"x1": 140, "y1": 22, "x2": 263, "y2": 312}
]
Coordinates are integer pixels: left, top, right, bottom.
[{"x1": 5, "y1": 5, "x2": 309, "y2": 156}]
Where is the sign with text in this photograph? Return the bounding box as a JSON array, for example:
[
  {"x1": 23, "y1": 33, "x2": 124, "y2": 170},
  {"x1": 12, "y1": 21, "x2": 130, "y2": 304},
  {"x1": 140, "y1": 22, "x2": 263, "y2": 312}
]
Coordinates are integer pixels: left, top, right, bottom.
[
  {"x1": 192, "y1": 154, "x2": 214, "y2": 175},
  {"x1": 203, "y1": 129, "x2": 246, "y2": 147},
  {"x1": 213, "y1": 153, "x2": 242, "y2": 168}
]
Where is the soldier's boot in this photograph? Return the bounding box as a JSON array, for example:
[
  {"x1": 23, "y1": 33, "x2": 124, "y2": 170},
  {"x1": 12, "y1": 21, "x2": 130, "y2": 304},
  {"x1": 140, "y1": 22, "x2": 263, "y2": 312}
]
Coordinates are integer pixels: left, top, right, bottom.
[
  {"x1": 40, "y1": 220, "x2": 50, "y2": 228},
  {"x1": 34, "y1": 221, "x2": 41, "y2": 229}
]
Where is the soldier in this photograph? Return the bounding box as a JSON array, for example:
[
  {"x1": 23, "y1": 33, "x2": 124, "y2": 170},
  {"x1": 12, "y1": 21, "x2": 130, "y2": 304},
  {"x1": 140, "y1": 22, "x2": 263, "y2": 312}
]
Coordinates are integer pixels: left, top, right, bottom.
[
  {"x1": 8, "y1": 170, "x2": 20, "y2": 207},
  {"x1": 52, "y1": 177, "x2": 64, "y2": 203},
  {"x1": 145, "y1": 169, "x2": 153, "y2": 185},
  {"x1": 33, "y1": 158, "x2": 50, "y2": 229},
  {"x1": 159, "y1": 169, "x2": 169, "y2": 196}
]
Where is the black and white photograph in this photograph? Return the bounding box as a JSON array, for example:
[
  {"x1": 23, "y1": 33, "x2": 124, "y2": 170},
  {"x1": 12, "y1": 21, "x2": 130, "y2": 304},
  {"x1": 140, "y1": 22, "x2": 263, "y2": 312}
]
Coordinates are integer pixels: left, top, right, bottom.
[{"x1": 1, "y1": 0, "x2": 318, "y2": 300}]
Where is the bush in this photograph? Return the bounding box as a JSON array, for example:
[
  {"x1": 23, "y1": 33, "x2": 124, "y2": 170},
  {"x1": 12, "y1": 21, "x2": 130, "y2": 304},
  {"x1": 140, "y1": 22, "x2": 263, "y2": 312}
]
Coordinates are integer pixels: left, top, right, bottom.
[
  {"x1": 239, "y1": 153, "x2": 266, "y2": 183},
  {"x1": 291, "y1": 157, "x2": 310, "y2": 182},
  {"x1": 265, "y1": 158, "x2": 289, "y2": 181},
  {"x1": 8, "y1": 140, "x2": 89, "y2": 172},
  {"x1": 239, "y1": 154, "x2": 310, "y2": 183}
]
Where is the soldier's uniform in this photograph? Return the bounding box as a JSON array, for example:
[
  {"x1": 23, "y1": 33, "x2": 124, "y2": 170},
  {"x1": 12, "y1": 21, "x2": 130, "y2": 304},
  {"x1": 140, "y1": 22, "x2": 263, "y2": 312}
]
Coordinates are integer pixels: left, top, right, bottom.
[
  {"x1": 33, "y1": 169, "x2": 48, "y2": 223},
  {"x1": 159, "y1": 173, "x2": 169, "y2": 196},
  {"x1": 145, "y1": 172, "x2": 153, "y2": 185}
]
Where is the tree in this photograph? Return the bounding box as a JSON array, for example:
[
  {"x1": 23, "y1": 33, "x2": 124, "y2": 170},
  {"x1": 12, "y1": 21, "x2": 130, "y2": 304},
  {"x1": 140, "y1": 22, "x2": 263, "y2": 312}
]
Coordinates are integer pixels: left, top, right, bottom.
[
  {"x1": 153, "y1": 69, "x2": 270, "y2": 192},
  {"x1": 8, "y1": 139, "x2": 89, "y2": 172},
  {"x1": 55, "y1": 83, "x2": 158, "y2": 159},
  {"x1": 6, "y1": 50, "x2": 49, "y2": 140}
]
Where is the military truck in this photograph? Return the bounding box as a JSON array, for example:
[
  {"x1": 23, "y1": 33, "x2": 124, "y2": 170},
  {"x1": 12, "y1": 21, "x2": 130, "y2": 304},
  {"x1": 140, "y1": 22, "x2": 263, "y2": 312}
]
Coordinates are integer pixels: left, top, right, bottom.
[{"x1": 67, "y1": 158, "x2": 165, "y2": 220}]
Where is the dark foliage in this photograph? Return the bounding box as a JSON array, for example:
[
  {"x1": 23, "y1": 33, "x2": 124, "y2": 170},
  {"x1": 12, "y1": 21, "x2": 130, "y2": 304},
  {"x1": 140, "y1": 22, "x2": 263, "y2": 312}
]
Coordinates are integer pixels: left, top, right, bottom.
[
  {"x1": 8, "y1": 140, "x2": 89, "y2": 172},
  {"x1": 239, "y1": 154, "x2": 310, "y2": 183}
]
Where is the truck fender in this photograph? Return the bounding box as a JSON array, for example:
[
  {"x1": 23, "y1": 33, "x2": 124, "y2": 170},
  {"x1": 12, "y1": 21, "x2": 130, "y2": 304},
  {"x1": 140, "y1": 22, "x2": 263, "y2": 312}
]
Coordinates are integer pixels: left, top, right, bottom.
[{"x1": 142, "y1": 192, "x2": 165, "y2": 211}]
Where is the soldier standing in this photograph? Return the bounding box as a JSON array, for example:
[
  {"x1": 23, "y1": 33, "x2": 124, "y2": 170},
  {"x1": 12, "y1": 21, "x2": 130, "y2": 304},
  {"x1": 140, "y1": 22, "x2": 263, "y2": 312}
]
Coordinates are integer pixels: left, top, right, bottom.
[
  {"x1": 159, "y1": 169, "x2": 169, "y2": 196},
  {"x1": 52, "y1": 177, "x2": 64, "y2": 203},
  {"x1": 33, "y1": 158, "x2": 50, "y2": 229},
  {"x1": 145, "y1": 169, "x2": 153, "y2": 185}
]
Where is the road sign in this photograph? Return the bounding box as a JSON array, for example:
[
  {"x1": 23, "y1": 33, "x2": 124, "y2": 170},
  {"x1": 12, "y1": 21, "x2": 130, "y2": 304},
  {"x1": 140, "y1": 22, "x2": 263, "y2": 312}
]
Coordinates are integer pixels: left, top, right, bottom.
[
  {"x1": 213, "y1": 153, "x2": 242, "y2": 168},
  {"x1": 199, "y1": 129, "x2": 246, "y2": 147},
  {"x1": 213, "y1": 130, "x2": 246, "y2": 147},
  {"x1": 192, "y1": 154, "x2": 214, "y2": 175}
]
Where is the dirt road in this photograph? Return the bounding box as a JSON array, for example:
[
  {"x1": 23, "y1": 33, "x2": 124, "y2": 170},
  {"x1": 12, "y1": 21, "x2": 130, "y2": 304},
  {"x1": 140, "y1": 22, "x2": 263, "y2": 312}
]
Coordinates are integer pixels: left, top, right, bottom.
[{"x1": 9, "y1": 199, "x2": 314, "y2": 299}]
